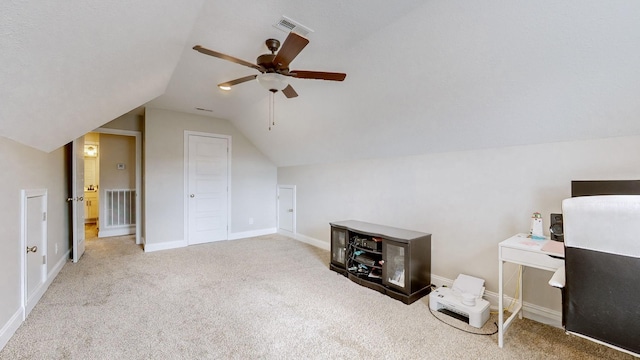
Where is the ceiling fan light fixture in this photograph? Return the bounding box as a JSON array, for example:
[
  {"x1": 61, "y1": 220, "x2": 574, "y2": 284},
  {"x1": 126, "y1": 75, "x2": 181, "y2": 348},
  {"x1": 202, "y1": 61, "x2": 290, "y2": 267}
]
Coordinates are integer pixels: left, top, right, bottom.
[{"x1": 256, "y1": 73, "x2": 289, "y2": 91}]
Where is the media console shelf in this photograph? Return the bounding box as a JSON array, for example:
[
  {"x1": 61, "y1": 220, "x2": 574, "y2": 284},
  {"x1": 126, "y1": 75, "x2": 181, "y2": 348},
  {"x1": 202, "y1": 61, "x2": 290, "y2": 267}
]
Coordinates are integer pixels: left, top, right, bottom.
[{"x1": 330, "y1": 220, "x2": 432, "y2": 304}]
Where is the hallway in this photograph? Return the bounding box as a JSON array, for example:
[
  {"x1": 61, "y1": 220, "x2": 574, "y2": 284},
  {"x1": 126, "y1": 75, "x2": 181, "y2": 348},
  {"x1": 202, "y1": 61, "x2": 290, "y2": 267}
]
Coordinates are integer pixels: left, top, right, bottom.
[{"x1": 85, "y1": 223, "x2": 98, "y2": 240}]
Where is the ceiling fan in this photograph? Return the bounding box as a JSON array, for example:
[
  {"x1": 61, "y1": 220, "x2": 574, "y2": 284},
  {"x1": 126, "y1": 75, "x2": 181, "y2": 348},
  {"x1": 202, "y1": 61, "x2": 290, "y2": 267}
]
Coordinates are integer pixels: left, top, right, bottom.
[{"x1": 193, "y1": 32, "x2": 346, "y2": 98}]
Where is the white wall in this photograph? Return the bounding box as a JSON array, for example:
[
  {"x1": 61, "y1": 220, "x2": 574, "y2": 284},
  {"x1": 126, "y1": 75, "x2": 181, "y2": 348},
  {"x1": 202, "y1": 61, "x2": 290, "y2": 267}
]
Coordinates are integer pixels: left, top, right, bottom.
[
  {"x1": 144, "y1": 108, "x2": 277, "y2": 247},
  {"x1": 100, "y1": 134, "x2": 135, "y2": 189},
  {"x1": 277, "y1": 135, "x2": 640, "y2": 312},
  {"x1": 0, "y1": 136, "x2": 69, "y2": 348},
  {"x1": 102, "y1": 112, "x2": 143, "y2": 132}
]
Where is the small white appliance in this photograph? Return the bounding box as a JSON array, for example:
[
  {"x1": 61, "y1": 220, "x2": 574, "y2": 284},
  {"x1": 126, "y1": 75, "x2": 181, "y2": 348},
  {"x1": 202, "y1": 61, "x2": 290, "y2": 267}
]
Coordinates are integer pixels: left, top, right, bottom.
[{"x1": 429, "y1": 274, "x2": 491, "y2": 328}]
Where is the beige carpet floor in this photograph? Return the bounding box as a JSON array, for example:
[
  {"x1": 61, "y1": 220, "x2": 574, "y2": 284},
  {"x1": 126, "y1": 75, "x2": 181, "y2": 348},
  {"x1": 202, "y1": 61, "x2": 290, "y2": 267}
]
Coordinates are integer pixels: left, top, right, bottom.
[{"x1": 0, "y1": 234, "x2": 633, "y2": 359}]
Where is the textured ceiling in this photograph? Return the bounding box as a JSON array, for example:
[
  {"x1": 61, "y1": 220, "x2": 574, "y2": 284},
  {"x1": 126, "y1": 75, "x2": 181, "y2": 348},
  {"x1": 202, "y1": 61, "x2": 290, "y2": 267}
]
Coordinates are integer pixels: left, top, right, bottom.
[
  {"x1": 3, "y1": 1, "x2": 640, "y2": 166},
  {"x1": 0, "y1": 0, "x2": 205, "y2": 152}
]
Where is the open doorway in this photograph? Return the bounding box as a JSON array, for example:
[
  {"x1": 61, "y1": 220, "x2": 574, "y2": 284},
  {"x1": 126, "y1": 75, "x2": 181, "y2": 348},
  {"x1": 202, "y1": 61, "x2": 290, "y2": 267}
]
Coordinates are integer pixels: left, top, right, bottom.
[
  {"x1": 83, "y1": 133, "x2": 99, "y2": 239},
  {"x1": 81, "y1": 129, "x2": 141, "y2": 244}
]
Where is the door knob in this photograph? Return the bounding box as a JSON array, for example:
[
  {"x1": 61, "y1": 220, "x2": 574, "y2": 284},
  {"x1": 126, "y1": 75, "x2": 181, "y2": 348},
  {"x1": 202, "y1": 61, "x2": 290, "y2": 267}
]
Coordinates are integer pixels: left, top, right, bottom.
[
  {"x1": 67, "y1": 197, "x2": 73, "y2": 202},
  {"x1": 26, "y1": 246, "x2": 38, "y2": 253},
  {"x1": 190, "y1": 194, "x2": 195, "y2": 198}
]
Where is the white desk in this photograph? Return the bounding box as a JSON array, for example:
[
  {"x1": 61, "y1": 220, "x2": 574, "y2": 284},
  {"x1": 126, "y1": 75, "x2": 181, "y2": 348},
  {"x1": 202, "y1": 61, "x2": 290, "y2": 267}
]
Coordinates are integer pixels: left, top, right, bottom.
[{"x1": 498, "y1": 233, "x2": 564, "y2": 348}]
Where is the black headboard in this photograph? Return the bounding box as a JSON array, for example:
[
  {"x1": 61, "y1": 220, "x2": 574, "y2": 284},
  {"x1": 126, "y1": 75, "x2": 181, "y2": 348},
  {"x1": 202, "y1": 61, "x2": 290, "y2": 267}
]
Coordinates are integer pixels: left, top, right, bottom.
[{"x1": 571, "y1": 180, "x2": 640, "y2": 197}]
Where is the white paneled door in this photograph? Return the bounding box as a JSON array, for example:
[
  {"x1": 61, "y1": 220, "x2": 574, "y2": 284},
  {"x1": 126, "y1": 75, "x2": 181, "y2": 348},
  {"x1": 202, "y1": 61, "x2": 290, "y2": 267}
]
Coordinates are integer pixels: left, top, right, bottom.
[
  {"x1": 186, "y1": 133, "x2": 229, "y2": 245},
  {"x1": 277, "y1": 185, "x2": 295, "y2": 234},
  {"x1": 23, "y1": 189, "x2": 47, "y2": 318},
  {"x1": 71, "y1": 137, "x2": 85, "y2": 262}
]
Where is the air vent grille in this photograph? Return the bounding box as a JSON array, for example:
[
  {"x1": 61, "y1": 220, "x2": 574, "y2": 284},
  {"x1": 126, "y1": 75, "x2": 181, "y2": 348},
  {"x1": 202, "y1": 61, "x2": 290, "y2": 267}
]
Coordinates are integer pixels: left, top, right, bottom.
[
  {"x1": 273, "y1": 16, "x2": 313, "y2": 36},
  {"x1": 279, "y1": 18, "x2": 296, "y2": 31}
]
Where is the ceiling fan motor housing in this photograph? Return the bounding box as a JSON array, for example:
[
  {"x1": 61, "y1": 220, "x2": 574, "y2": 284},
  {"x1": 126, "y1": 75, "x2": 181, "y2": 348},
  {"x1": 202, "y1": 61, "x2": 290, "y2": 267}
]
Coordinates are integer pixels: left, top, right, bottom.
[
  {"x1": 257, "y1": 54, "x2": 277, "y2": 70},
  {"x1": 265, "y1": 38, "x2": 280, "y2": 53}
]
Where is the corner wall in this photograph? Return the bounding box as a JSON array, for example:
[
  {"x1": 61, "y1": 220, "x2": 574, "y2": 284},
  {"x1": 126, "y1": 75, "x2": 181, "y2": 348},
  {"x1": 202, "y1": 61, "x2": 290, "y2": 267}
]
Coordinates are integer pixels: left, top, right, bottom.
[
  {"x1": 144, "y1": 108, "x2": 277, "y2": 248},
  {"x1": 0, "y1": 137, "x2": 69, "y2": 350},
  {"x1": 277, "y1": 135, "x2": 640, "y2": 313}
]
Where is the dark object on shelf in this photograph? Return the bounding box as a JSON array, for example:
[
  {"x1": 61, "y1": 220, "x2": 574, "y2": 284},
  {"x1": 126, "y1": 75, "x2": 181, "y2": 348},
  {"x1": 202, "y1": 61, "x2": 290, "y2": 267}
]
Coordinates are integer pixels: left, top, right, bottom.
[
  {"x1": 329, "y1": 220, "x2": 432, "y2": 304},
  {"x1": 549, "y1": 213, "x2": 563, "y2": 242},
  {"x1": 354, "y1": 253, "x2": 376, "y2": 266},
  {"x1": 352, "y1": 235, "x2": 382, "y2": 251}
]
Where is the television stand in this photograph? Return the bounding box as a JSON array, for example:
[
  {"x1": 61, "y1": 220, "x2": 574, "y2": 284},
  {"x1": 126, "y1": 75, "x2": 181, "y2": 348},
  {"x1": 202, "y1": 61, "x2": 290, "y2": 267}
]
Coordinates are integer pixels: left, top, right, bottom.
[{"x1": 330, "y1": 220, "x2": 432, "y2": 304}]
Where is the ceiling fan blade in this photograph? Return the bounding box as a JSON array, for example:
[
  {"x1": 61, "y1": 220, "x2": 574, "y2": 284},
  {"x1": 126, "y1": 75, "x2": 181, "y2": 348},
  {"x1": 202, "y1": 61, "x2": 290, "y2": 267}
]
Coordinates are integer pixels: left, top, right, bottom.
[
  {"x1": 290, "y1": 70, "x2": 347, "y2": 81},
  {"x1": 218, "y1": 75, "x2": 258, "y2": 88},
  {"x1": 193, "y1": 45, "x2": 264, "y2": 72},
  {"x1": 272, "y1": 32, "x2": 309, "y2": 70},
  {"x1": 281, "y1": 84, "x2": 298, "y2": 98}
]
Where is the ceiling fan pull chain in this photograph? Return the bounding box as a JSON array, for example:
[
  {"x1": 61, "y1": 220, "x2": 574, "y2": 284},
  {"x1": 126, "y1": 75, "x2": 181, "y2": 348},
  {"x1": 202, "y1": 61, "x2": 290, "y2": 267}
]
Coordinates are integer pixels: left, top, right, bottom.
[{"x1": 268, "y1": 91, "x2": 273, "y2": 131}]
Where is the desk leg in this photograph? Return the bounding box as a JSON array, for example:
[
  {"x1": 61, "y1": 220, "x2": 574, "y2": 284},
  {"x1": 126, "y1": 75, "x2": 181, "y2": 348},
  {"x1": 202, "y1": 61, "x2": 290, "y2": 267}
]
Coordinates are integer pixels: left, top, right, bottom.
[
  {"x1": 498, "y1": 259, "x2": 504, "y2": 348},
  {"x1": 518, "y1": 265, "x2": 523, "y2": 320}
]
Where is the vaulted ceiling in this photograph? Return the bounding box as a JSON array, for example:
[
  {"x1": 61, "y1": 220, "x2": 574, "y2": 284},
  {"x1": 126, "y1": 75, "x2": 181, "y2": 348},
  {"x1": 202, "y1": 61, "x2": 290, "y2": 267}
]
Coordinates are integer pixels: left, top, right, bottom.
[{"x1": 3, "y1": 1, "x2": 640, "y2": 167}]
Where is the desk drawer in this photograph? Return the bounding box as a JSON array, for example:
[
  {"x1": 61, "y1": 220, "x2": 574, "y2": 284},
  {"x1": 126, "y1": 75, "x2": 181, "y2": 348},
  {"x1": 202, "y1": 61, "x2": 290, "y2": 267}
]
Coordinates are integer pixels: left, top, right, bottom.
[{"x1": 501, "y1": 247, "x2": 564, "y2": 271}]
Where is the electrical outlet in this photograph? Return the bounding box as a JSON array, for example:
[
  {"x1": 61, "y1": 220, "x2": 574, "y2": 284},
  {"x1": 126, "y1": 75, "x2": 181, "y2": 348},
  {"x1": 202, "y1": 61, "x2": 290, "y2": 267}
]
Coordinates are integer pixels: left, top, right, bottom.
[{"x1": 249, "y1": 217, "x2": 254, "y2": 225}]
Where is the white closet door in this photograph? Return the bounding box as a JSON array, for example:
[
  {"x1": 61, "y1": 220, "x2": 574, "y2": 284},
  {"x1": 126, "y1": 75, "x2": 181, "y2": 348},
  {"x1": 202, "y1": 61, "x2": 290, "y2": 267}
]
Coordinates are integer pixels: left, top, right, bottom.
[
  {"x1": 187, "y1": 134, "x2": 229, "y2": 245},
  {"x1": 278, "y1": 185, "x2": 295, "y2": 234}
]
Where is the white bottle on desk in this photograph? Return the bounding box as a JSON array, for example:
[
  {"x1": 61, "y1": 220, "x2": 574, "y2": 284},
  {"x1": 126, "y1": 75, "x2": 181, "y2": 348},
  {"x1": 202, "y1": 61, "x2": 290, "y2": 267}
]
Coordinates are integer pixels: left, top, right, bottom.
[{"x1": 529, "y1": 212, "x2": 544, "y2": 240}]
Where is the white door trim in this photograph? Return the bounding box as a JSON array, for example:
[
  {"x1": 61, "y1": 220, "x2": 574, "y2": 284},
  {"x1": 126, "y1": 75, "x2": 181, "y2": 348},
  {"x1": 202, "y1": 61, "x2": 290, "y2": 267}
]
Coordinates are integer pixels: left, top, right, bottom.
[
  {"x1": 94, "y1": 127, "x2": 142, "y2": 245},
  {"x1": 277, "y1": 184, "x2": 296, "y2": 235},
  {"x1": 183, "y1": 131, "x2": 232, "y2": 245},
  {"x1": 20, "y1": 188, "x2": 47, "y2": 320}
]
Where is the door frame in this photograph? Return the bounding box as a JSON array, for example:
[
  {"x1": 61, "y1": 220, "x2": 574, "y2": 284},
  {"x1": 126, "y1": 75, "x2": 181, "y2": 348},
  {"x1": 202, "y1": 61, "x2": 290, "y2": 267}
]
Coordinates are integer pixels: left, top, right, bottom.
[
  {"x1": 20, "y1": 188, "x2": 47, "y2": 319},
  {"x1": 183, "y1": 131, "x2": 232, "y2": 245},
  {"x1": 277, "y1": 184, "x2": 296, "y2": 235},
  {"x1": 94, "y1": 127, "x2": 142, "y2": 245}
]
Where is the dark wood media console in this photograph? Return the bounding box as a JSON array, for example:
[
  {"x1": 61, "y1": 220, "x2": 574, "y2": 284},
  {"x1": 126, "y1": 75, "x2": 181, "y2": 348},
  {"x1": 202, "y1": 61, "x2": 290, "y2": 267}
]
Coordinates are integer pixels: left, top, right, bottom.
[{"x1": 330, "y1": 220, "x2": 432, "y2": 304}]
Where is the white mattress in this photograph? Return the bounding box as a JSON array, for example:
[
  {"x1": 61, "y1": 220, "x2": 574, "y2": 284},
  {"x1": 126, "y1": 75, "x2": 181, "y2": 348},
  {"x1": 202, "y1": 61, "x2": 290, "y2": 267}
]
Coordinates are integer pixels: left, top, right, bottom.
[{"x1": 562, "y1": 195, "x2": 640, "y2": 259}]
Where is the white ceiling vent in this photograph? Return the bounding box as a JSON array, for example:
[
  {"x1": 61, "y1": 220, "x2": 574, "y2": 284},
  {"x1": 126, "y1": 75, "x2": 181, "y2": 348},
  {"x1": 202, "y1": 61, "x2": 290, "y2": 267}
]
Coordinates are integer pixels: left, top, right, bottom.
[{"x1": 273, "y1": 16, "x2": 313, "y2": 36}]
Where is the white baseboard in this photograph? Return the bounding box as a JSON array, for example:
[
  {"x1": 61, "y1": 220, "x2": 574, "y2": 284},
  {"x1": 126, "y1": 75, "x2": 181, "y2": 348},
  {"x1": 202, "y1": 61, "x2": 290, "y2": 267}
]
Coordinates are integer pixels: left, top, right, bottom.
[
  {"x1": 431, "y1": 274, "x2": 562, "y2": 328},
  {"x1": 143, "y1": 239, "x2": 187, "y2": 253},
  {"x1": 229, "y1": 228, "x2": 276, "y2": 240},
  {"x1": 49, "y1": 250, "x2": 69, "y2": 284},
  {"x1": 99, "y1": 226, "x2": 135, "y2": 238},
  {"x1": 1, "y1": 249, "x2": 71, "y2": 352},
  {"x1": 0, "y1": 308, "x2": 23, "y2": 352},
  {"x1": 144, "y1": 228, "x2": 277, "y2": 252},
  {"x1": 283, "y1": 237, "x2": 563, "y2": 328},
  {"x1": 518, "y1": 301, "x2": 562, "y2": 328},
  {"x1": 27, "y1": 249, "x2": 71, "y2": 316},
  {"x1": 286, "y1": 232, "x2": 330, "y2": 250},
  {"x1": 294, "y1": 236, "x2": 562, "y2": 327}
]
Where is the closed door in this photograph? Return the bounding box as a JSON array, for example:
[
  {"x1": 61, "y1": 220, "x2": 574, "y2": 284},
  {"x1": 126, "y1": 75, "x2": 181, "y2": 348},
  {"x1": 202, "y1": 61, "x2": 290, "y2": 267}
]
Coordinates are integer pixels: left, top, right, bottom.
[
  {"x1": 187, "y1": 134, "x2": 229, "y2": 245},
  {"x1": 23, "y1": 189, "x2": 47, "y2": 317},
  {"x1": 277, "y1": 185, "x2": 295, "y2": 234}
]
